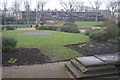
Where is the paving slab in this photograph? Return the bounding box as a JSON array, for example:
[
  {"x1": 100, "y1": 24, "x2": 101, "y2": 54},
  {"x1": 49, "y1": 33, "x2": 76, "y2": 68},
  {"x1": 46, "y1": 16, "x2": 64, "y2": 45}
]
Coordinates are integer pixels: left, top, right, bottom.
[
  {"x1": 2, "y1": 62, "x2": 73, "y2": 78},
  {"x1": 76, "y1": 56, "x2": 106, "y2": 67},
  {"x1": 95, "y1": 53, "x2": 120, "y2": 63}
]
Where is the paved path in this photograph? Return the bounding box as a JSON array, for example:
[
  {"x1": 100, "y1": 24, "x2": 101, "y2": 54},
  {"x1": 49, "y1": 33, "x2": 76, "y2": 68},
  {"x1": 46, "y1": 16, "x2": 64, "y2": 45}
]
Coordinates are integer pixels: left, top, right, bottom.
[
  {"x1": 79, "y1": 27, "x2": 101, "y2": 33},
  {"x1": 2, "y1": 62, "x2": 73, "y2": 78},
  {"x1": 16, "y1": 28, "x2": 36, "y2": 30}
]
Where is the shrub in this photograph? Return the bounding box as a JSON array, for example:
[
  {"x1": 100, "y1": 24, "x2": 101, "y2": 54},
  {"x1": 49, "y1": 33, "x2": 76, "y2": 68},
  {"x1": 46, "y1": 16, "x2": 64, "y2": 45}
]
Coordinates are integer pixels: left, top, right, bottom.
[
  {"x1": 60, "y1": 26, "x2": 80, "y2": 33},
  {"x1": 117, "y1": 22, "x2": 120, "y2": 37},
  {"x1": 36, "y1": 26, "x2": 58, "y2": 31},
  {"x1": 60, "y1": 22, "x2": 79, "y2": 33},
  {"x1": 102, "y1": 21, "x2": 115, "y2": 27},
  {"x1": 63, "y1": 22, "x2": 77, "y2": 27},
  {"x1": 47, "y1": 26, "x2": 58, "y2": 31},
  {"x1": 107, "y1": 39, "x2": 118, "y2": 43},
  {"x1": 30, "y1": 25, "x2": 32, "y2": 28},
  {"x1": 2, "y1": 36, "x2": 17, "y2": 52},
  {"x1": 35, "y1": 24, "x2": 39, "y2": 29},
  {"x1": 89, "y1": 30, "x2": 108, "y2": 42},
  {"x1": 36, "y1": 26, "x2": 47, "y2": 30},
  {"x1": 88, "y1": 24, "x2": 119, "y2": 43},
  {"x1": 117, "y1": 21, "x2": 120, "y2": 27},
  {"x1": 85, "y1": 29, "x2": 93, "y2": 35},
  {"x1": 2, "y1": 26, "x2": 5, "y2": 30},
  {"x1": 104, "y1": 24, "x2": 118, "y2": 40},
  {"x1": 5, "y1": 26, "x2": 15, "y2": 30}
]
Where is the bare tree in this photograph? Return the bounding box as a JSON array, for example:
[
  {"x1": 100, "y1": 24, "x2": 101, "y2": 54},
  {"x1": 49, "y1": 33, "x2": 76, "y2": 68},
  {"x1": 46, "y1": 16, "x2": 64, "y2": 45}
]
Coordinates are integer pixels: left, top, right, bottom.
[
  {"x1": 36, "y1": 0, "x2": 47, "y2": 25},
  {"x1": 24, "y1": 0, "x2": 31, "y2": 25},
  {"x1": 88, "y1": 0, "x2": 103, "y2": 22},
  {"x1": 60, "y1": 0, "x2": 77, "y2": 22},
  {"x1": 106, "y1": 0, "x2": 119, "y2": 17},
  {"x1": 12, "y1": 0, "x2": 21, "y2": 24},
  {"x1": 0, "y1": 0, "x2": 8, "y2": 24},
  {"x1": 76, "y1": 2, "x2": 84, "y2": 12}
]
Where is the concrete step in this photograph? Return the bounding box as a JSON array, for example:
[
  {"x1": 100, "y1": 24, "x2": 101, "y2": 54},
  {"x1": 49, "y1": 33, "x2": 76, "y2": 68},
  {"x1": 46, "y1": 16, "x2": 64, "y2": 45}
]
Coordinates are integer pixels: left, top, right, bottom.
[
  {"x1": 70, "y1": 59, "x2": 88, "y2": 73},
  {"x1": 70, "y1": 59, "x2": 116, "y2": 74},
  {"x1": 65, "y1": 62, "x2": 81, "y2": 78},
  {"x1": 75, "y1": 56, "x2": 107, "y2": 67},
  {"x1": 65, "y1": 62, "x2": 119, "y2": 79}
]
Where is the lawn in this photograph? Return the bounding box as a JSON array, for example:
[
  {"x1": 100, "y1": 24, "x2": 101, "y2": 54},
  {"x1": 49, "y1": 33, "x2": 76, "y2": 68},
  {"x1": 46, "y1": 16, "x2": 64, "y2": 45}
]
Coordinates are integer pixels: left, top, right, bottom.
[
  {"x1": 75, "y1": 21, "x2": 103, "y2": 27},
  {"x1": 4, "y1": 21, "x2": 103, "y2": 28},
  {"x1": 3, "y1": 30, "x2": 89, "y2": 61},
  {"x1": 3, "y1": 24, "x2": 36, "y2": 28},
  {"x1": 54, "y1": 21, "x2": 103, "y2": 28}
]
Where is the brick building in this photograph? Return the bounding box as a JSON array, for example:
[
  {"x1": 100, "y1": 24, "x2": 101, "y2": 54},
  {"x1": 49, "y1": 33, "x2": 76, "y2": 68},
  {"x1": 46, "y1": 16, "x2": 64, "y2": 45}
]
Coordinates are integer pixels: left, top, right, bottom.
[
  {"x1": 4, "y1": 9, "x2": 106, "y2": 24},
  {"x1": 21, "y1": 10, "x2": 104, "y2": 24}
]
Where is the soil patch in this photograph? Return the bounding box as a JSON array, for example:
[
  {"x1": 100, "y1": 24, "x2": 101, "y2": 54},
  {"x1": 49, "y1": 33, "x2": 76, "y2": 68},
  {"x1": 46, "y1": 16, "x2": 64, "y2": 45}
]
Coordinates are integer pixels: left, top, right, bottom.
[
  {"x1": 65, "y1": 42, "x2": 119, "y2": 56},
  {"x1": 17, "y1": 32, "x2": 51, "y2": 35},
  {"x1": 2, "y1": 48, "x2": 51, "y2": 66}
]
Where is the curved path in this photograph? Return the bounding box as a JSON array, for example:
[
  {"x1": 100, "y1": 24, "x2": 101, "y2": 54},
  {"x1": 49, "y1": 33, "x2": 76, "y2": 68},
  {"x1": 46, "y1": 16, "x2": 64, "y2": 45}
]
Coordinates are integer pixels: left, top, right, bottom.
[{"x1": 16, "y1": 28, "x2": 36, "y2": 30}]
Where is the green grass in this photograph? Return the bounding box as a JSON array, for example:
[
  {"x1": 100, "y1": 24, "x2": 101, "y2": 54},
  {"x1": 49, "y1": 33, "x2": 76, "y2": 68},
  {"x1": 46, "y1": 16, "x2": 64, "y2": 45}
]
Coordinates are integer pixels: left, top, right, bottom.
[
  {"x1": 3, "y1": 24, "x2": 36, "y2": 28},
  {"x1": 4, "y1": 21, "x2": 103, "y2": 28},
  {"x1": 75, "y1": 21, "x2": 103, "y2": 27},
  {"x1": 3, "y1": 30, "x2": 89, "y2": 61},
  {"x1": 54, "y1": 21, "x2": 103, "y2": 28}
]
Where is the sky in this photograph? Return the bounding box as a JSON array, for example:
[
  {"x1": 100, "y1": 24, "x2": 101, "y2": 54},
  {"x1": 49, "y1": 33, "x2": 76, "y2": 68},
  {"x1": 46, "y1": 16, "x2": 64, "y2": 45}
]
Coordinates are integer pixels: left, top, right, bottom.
[{"x1": 0, "y1": 0, "x2": 109, "y2": 11}]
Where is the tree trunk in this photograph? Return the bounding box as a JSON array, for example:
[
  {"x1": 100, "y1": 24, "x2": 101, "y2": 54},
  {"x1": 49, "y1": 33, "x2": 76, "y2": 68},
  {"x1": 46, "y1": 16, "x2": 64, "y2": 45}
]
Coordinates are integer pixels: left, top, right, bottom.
[
  {"x1": 36, "y1": 11, "x2": 40, "y2": 24},
  {"x1": 15, "y1": 11, "x2": 18, "y2": 24},
  {"x1": 4, "y1": 11, "x2": 6, "y2": 25},
  {"x1": 95, "y1": 10, "x2": 98, "y2": 22},
  {"x1": 40, "y1": 6, "x2": 44, "y2": 25},
  {"x1": 27, "y1": 9, "x2": 30, "y2": 26},
  {"x1": 95, "y1": 15, "x2": 98, "y2": 22}
]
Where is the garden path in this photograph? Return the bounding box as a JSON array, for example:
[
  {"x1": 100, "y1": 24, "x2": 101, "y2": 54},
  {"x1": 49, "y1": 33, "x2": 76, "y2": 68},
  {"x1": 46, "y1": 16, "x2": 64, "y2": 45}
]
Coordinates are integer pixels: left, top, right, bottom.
[
  {"x1": 2, "y1": 61, "x2": 73, "y2": 78},
  {"x1": 16, "y1": 28, "x2": 35, "y2": 30},
  {"x1": 79, "y1": 27, "x2": 101, "y2": 33}
]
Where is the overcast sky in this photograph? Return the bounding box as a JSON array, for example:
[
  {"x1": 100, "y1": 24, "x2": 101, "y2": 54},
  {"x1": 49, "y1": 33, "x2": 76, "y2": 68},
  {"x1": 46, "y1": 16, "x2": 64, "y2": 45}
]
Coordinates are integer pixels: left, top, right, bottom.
[{"x1": 0, "y1": 0, "x2": 110, "y2": 11}]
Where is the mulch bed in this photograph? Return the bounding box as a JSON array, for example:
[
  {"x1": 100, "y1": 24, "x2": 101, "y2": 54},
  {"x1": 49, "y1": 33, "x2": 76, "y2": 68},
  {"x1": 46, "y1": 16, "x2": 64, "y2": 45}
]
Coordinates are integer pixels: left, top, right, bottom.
[
  {"x1": 65, "y1": 42, "x2": 119, "y2": 56},
  {"x1": 2, "y1": 48, "x2": 51, "y2": 67},
  {"x1": 3, "y1": 42, "x2": 119, "y2": 67}
]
